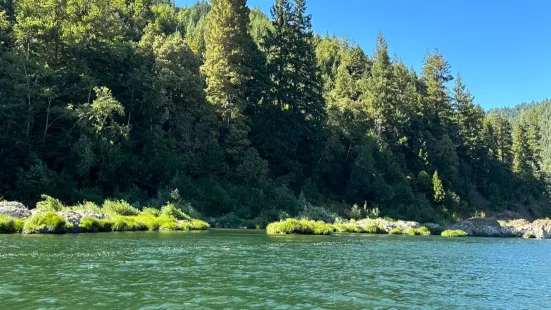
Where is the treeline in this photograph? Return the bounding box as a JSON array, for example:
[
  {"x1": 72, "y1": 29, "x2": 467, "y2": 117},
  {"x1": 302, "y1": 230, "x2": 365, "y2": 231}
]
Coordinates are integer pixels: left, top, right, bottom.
[
  {"x1": 490, "y1": 99, "x2": 551, "y2": 173},
  {"x1": 0, "y1": 0, "x2": 549, "y2": 223}
]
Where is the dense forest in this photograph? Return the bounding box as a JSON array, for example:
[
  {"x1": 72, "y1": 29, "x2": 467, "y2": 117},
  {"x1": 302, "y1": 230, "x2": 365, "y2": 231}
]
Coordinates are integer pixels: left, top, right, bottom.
[
  {"x1": 0, "y1": 0, "x2": 549, "y2": 224},
  {"x1": 490, "y1": 99, "x2": 551, "y2": 174}
]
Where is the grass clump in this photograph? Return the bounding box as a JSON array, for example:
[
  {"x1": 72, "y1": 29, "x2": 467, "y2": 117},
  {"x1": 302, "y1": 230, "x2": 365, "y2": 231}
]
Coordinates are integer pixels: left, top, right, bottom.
[
  {"x1": 140, "y1": 207, "x2": 160, "y2": 217},
  {"x1": 364, "y1": 224, "x2": 386, "y2": 234},
  {"x1": 160, "y1": 203, "x2": 191, "y2": 220},
  {"x1": 111, "y1": 217, "x2": 148, "y2": 231},
  {"x1": 334, "y1": 223, "x2": 363, "y2": 233},
  {"x1": 102, "y1": 200, "x2": 139, "y2": 216},
  {"x1": 23, "y1": 212, "x2": 67, "y2": 234},
  {"x1": 36, "y1": 195, "x2": 65, "y2": 212},
  {"x1": 441, "y1": 229, "x2": 468, "y2": 237},
  {"x1": 389, "y1": 227, "x2": 403, "y2": 235},
  {"x1": 79, "y1": 217, "x2": 112, "y2": 232},
  {"x1": 0, "y1": 216, "x2": 25, "y2": 233},
  {"x1": 403, "y1": 226, "x2": 431, "y2": 236},
  {"x1": 70, "y1": 201, "x2": 102, "y2": 213},
  {"x1": 190, "y1": 219, "x2": 210, "y2": 230},
  {"x1": 266, "y1": 218, "x2": 334, "y2": 235}
]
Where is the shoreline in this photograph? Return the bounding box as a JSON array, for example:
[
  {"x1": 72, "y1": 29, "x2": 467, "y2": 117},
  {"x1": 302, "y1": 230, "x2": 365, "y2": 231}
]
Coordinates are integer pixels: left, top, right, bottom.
[{"x1": 2, "y1": 200, "x2": 550, "y2": 239}]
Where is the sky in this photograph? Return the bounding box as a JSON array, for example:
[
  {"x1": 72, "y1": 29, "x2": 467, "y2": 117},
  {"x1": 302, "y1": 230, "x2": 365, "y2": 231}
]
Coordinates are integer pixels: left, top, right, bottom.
[{"x1": 174, "y1": 0, "x2": 551, "y2": 110}]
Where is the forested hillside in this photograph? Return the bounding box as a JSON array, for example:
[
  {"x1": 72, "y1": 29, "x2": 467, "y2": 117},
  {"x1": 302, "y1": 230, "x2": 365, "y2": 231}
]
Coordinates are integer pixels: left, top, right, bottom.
[
  {"x1": 1, "y1": 0, "x2": 549, "y2": 224},
  {"x1": 490, "y1": 99, "x2": 551, "y2": 173}
]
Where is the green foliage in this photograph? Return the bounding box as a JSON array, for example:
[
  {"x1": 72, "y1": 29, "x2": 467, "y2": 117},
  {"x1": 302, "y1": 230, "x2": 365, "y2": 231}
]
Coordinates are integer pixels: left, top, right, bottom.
[
  {"x1": 79, "y1": 217, "x2": 112, "y2": 233},
  {"x1": 190, "y1": 219, "x2": 210, "y2": 230},
  {"x1": 103, "y1": 200, "x2": 139, "y2": 216},
  {"x1": 388, "y1": 227, "x2": 403, "y2": 235},
  {"x1": 363, "y1": 224, "x2": 386, "y2": 234},
  {"x1": 403, "y1": 226, "x2": 431, "y2": 236},
  {"x1": 141, "y1": 207, "x2": 161, "y2": 217},
  {"x1": 160, "y1": 203, "x2": 191, "y2": 220},
  {"x1": 23, "y1": 212, "x2": 67, "y2": 234},
  {"x1": 0, "y1": 216, "x2": 24, "y2": 233},
  {"x1": 441, "y1": 229, "x2": 468, "y2": 237},
  {"x1": 111, "y1": 217, "x2": 148, "y2": 232},
  {"x1": 432, "y1": 171, "x2": 445, "y2": 204},
  {"x1": 71, "y1": 202, "x2": 103, "y2": 213},
  {"x1": 266, "y1": 218, "x2": 333, "y2": 235},
  {"x1": 36, "y1": 195, "x2": 65, "y2": 212},
  {"x1": 333, "y1": 222, "x2": 363, "y2": 233}
]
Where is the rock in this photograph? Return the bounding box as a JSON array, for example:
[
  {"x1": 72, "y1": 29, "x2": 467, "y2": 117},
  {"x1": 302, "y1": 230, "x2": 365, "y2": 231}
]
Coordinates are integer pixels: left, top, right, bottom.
[
  {"x1": 424, "y1": 223, "x2": 444, "y2": 235},
  {"x1": 60, "y1": 210, "x2": 107, "y2": 226},
  {"x1": 452, "y1": 218, "x2": 517, "y2": 237},
  {"x1": 357, "y1": 218, "x2": 420, "y2": 233},
  {"x1": 526, "y1": 219, "x2": 551, "y2": 239},
  {"x1": 0, "y1": 201, "x2": 31, "y2": 219}
]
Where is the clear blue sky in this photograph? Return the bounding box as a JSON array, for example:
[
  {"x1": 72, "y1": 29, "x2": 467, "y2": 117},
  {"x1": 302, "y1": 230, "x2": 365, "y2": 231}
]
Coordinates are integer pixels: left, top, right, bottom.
[{"x1": 175, "y1": 0, "x2": 551, "y2": 109}]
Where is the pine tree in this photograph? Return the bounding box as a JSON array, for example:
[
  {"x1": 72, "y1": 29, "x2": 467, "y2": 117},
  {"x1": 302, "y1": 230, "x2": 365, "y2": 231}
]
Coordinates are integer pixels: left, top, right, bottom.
[
  {"x1": 421, "y1": 49, "x2": 454, "y2": 137},
  {"x1": 361, "y1": 34, "x2": 398, "y2": 143},
  {"x1": 453, "y1": 74, "x2": 485, "y2": 159},
  {"x1": 432, "y1": 170, "x2": 445, "y2": 203},
  {"x1": 512, "y1": 121, "x2": 530, "y2": 175},
  {"x1": 484, "y1": 114, "x2": 513, "y2": 165},
  {"x1": 201, "y1": 0, "x2": 253, "y2": 119}
]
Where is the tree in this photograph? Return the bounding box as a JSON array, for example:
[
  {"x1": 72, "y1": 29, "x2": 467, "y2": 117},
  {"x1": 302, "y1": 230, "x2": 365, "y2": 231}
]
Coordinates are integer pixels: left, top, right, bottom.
[
  {"x1": 201, "y1": 0, "x2": 267, "y2": 185},
  {"x1": 433, "y1": 170, "x2": 445, "y2": 204}
]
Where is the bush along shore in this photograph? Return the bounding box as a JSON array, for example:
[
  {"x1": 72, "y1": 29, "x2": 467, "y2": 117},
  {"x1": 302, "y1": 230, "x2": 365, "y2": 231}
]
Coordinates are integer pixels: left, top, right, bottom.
[
  {"x1": 0, "y1": 197, "x2": 209, "y2": 234},
  {"x1": 265, "y1": 216, "x2": 551, "y2": 239},
  {"x1": 2, "y1": 198, "x2": 551, "y2": 239}
]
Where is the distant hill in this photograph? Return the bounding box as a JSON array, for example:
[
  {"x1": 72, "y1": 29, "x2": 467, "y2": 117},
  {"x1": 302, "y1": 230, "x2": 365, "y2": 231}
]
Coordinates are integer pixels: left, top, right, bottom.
[{"x1": 490, "y1": 99, "x2": 551, "y2": 172}]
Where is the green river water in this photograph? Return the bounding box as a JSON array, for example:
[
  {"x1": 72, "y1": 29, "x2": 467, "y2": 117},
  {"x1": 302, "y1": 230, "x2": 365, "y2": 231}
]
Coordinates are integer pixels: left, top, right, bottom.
[{"x1": 0, "y1": 230, "x2": 550, "y2": 309}]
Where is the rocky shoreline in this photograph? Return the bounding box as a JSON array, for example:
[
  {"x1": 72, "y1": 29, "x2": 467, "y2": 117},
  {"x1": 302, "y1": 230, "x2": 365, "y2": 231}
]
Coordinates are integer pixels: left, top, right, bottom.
[
  {"x1": 337, "y1": 217, "x2": 551, "y2": 239},
  {"x1": 2, "y1": 201, "x2": 550, "y2": 238},
  {"x1": 0, "y1": 200, "x2": 209, "y2": 234}
]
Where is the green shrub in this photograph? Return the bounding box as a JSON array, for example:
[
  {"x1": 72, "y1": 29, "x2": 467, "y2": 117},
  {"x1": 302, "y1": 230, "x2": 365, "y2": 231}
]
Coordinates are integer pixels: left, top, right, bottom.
[
  {"x1": 298, "y1": 204, "x2": 338, "y2": 223},
  {"x1": 363, "y1": 224, "x2": 386, "y2": 234},
  {"x1": 266, "y1": 218, "x2": 334, "y2": 235},
  {"x1": 23, "y1": 212, "x2": 67, "y2": 234},
  {"x1": 71, "y1": 201, "x2": 102, "y2": 213},
  {"x1": 190, "y1": 219, "x2": 210, "y2": 230},
  {"x1": 135, "y1": 214, "x2": 160, "y2": 230},
  {"x1": 417, "y1": 226, "x2": 431, "y2": 235},
  {"x1": 334, "y1": 222, "x2": 363, "y2": 233},
  {"x1": 102, "y1": 200, "x2": 139, "y2": 216},
  {"x1": 312, "y1": 221, "x2": 334, "y2": 235},
  {"x1": 160, "y1": 203, "x2": 191, "y2": 220},
  {"x1": 441, "y1": 229, "x2": 468, "y2": 237},
  {"x1": 36, "y1": 195, "x2": 65, "y2": 212},
  {"x1": 0, "y1": 216, "x2": 24, "y2": 233},
  {"x1": 403, "y1": 226, "x2": 432, "y2": 236},
  {"x1": 389, "y1": 227, "x2": 403, "y2": 235},
  {"x1": 140, "y1": 207, "x2": 160, "y2": 217},
  {"x1": 79, "y1": 217, "x2": 112, "y2": 232},
  {"x1": 111, "y1": 217, "x2": 147, "y2": 231}
]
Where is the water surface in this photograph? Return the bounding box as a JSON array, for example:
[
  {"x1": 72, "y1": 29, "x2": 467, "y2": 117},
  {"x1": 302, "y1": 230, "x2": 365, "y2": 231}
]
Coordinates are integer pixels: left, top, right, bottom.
[{"x1": 1, "y1": 230, "x2": 550, "y2": 309}]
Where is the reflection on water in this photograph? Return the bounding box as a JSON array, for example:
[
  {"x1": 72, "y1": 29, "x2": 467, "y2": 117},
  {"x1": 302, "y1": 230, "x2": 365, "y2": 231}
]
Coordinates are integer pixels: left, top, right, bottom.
[{"x1": 1, "y1": 230, "x2": 550, "y2": 309}]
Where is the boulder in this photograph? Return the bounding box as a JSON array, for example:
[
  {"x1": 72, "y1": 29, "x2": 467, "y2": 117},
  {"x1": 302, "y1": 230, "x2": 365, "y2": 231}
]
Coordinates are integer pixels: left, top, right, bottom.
[
  {"x1": 60, "y1": 210, "x2": 107, "y2": 226},
  {"x1": 0, "y1": 201, "x2": 31, "y2": 219},
  {"x1": 357, "y1": 218, "x2": 420, "y2": 233},
  {"x1": 452, "y1": 218, "x2": 516, "y2": 237}
]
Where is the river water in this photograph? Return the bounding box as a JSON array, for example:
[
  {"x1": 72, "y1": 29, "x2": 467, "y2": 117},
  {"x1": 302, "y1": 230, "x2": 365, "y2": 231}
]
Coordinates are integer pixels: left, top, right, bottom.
[{"x1": 0, "y1": 230, "x2": 550, "y2": 309}]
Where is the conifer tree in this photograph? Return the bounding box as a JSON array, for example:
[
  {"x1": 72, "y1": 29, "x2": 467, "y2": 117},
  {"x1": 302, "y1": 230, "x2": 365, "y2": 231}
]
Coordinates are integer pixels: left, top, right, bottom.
[{"x1": 432, "y1": 170, "x2": 445, "y2": 203}]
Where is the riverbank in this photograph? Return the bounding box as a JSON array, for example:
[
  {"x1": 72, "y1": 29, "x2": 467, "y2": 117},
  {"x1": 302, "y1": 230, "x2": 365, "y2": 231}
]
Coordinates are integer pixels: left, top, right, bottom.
[
  {"x1": 0, "y1": 198, "x2": 209, "y2": 234},
  {"x1": 2, "y1": 199, "x2": 550, "y2": 239},
  {"x1": 265, "y1": 217, "x2": 551, "y2": 239}
]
